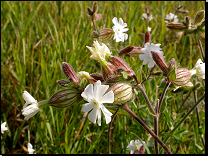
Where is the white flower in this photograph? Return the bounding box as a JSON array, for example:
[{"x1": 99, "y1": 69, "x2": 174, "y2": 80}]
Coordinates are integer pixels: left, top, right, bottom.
[
  {"x1": 1, "y1": 122, "x2": 8, "y2": 134},
  {"x1": 165, "y1": 13, "x2": 178, "y2": 23},
  {"x1": 127, "y1": 140, "x2": 145, "y2": 154},
  {"x1": 22, "y1": 91, "x2": 40, "y2": 120},
  {"x1": 190, "y1": 59, "x2": 205, "y2": 79},
  {"x1": 81, "y1": 80, "x2": 114, "y2": 126},
  {"x1": 27, "y1": 143, "x2": 36, "y2": 154},
  {"x1": 86, "y1": 41, "x2": 111, "y2": 62},
  {"x1": 141, "y1": 13, "x2": 153, "y2": 21},
  {"x1": 77, "y1": 71, "x2": 91, "y2": 83},
  {"x1": 147, "y1": 26, "x2": 151, "y2": 32},
  {"x1": 139, "y1": 43, "x2": 164, "y2": 68},
  {"x1": 112, "y1": 17, "x2": 129, "y2": 42}
]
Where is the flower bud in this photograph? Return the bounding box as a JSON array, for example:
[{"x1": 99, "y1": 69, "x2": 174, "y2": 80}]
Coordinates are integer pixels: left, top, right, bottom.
[
  {"x1": 145, "y1": 30, "x2": 151, "y2": 43},
  {"x1": 182, "y1": 16, "x2": 191, "y2": 27},
  {"x1": 90, "y1": 73, "x2": 104, "y2": 82},
  {"x1": 168, "y1": 58, "x2": 176, "y2": 72},
  {"x1": 92, "y1": 2, "x2": 98, "y2": 14},
  {"x1": 56, "y1": 79, "x2": 71, "y2": 87},
  {"x1": 62, "y1": 62, "x2": 79, "y2": 86},
  {"x1": 102, "y1": 62, "x2": 118, "y2": 81},
  {"x1": 48, "y1": 89, "x2": 81, "y2": 108},
  {"x1": 108, "y1": 83, "x2": 133, "y2": 104},
  {"x1": 87, "y1": 6, "x2": 93, "y2": 16},
  {"x1": 109, "y1": 56, "x2": 135, "y2": 77},
  {"x1": 167, "y1": 23, "x2": 188, "y2": 31},
  {"x1": 151, "y1": 51, "x2": 168, "y2": 74},
  {"x1": 173, "y1": 68, "x2": 191, "y2": 87},
  {"x1": 119, "y1": 46, "x2": 142, "y2": 57},
  {"x1": 194, "y1": 10, "x2": 205, "y2": 26},
  {"x1": 98, "y1": 28, "x2": 114, "y2": 41}
]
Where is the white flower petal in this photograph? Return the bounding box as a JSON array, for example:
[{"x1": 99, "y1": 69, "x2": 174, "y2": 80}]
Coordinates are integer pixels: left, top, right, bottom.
[
  {"x1": 100, "y1": 105, "x2": 112, "y2": 124},
  {"x1": 82, "y1": 103, "x2": 94, "y2": 112},
  {"x1": 22, "y1": 91, "x2": 37, "y2": 108},
  {"x1": 143, "y1": 57, "x2": 150, "y2": 65},
  {"x1": 139, "y1": 54, "x2": 146, "y2": 60},
  {"x1": 82, "y1": 84, "x2": 94, "y2": 101},
  {"x1": 88, "y1": 108, "x2": 98, "y2": 124},
  {"x1": 148, "y1": 60, "x2": 155, "y2": 68},
  {"x1": 97, "y1": 109, "x2": 102, "y2": 126},
  {"x1": 95, "y1": 85, "x2": 109, "y2": 100},
  {"x1": 100, "y1": 91, "x2": 114, "y2": 103},
  {"x1": 112, "y1": 17, "x2": 118, "y2": 25}
]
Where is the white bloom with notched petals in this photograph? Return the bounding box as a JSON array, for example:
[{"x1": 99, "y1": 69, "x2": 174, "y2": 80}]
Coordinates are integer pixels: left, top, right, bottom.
[
  {"x1": 81, "y1": 80, "x2": 114, "y2": 126},
  {"x1": 27, "y1": 143, "x2": 36, "y2": 154},
  {"x1": 1, "y1": 122, "x2": 8, "y2": 134},
  {"x1": 165, "y1": 13, "x2": 179, "y2": 23},
  {"x1": 141, "y1": 13, "x2": 153, "y2": 21},
  {"x1": 190, "y1": 59, "x2": 205, "y2": 79},
  {"x1": 77, "y1": 71, "x2": 91, "y2": 83},
  {"x1": 127, "y1": 140, "x2": 145, "y2": 154},
  {"x1": 22, "y1": 91, "x2": 40, "y2": 120},
  {"x1": 86, "y1": 41, "x2": 111, "y2": 62},
  {"x1": 139, "y1": 43, "x2": 164, "y2": 68},
  {"x1": 112, "y1": 17, "x2": 129, "y2": 42}
]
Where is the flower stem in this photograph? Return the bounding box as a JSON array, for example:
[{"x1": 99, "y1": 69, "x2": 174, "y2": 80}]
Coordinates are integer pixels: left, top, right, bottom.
[
  {"x1": 137, "y1": 84, "x2": 156, "y2": 115},
  {"x1": 38, "y1": 99, "x2": 50, "y2": 108},
  {"x1": 193, "y1": 91, "x2": 205, "y2": 148},
  {"x1": 92, "y1": 19, "x2": 97, "y2": 32},
  {"x1": 154, "y1": 115, "x2": 159, "y2": 154},
  {"x1": 108, "y1": 108, "x2": 119, "y2": 154},
  {"x1": 196, "y1": 37, "x2": 205, "y2": 62},
  {"x1": 122, "y1": 104, "x2": 172, "y2": 154}
]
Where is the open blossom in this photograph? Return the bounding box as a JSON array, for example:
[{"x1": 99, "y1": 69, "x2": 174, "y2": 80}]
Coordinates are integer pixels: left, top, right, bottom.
[
  {"x1": 141, "y1": 13, "x2": 153, "y2": 21},
  {"x1": 190, "y1": 59, "x2": 205, "y2": 79},
  {"x1": 112, "y1": 17, "x2": 129, "y2": 42},
  {"x1": 22, "y1": 91, "x2": 40, "y2": 120},
  {"x1": 81, "y1": 80, "x2": 114, "y2": 126},
  {"x1": 77, "y1": 71, "x2": 91, "y2": 83},
  {"x1": 1, "y1": 122, "x2": 8, "y2": 134},
  {"x1": 139, "y1": 43, "x2": 164, "y2": 68},
  {"x1": 165, "y1": 13, "x2": 179, "y2": 23},
  {"x1": 127, "y1": 140, "x2": 145, "y2": 154},
  {"x1": 27, "y1": 143, "x2": 36, "y2": 154},
  {"x1": 86, "y1": 41, "x2": 111, "y2": 62}
]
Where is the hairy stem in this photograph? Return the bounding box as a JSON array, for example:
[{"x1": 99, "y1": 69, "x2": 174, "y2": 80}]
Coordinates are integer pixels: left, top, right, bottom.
[
  {"x1": 137, "y1": 83, "x2": 156, "y2": 115},
  {"x1": 196, "y1": 37, "x2": 205, "y2": 62},
  {"x1": 123, "y1": 104, "x2": 172, "y2": 154}
]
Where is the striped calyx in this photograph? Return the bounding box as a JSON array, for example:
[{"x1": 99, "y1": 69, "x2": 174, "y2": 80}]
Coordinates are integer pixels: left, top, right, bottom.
[
  {"x1": 173, "y1": 68, "x2": 191, "y2": 87},
  {"x1": 48, "y1": 89, "x2": 81, "y2": 108},
  {"x1": 107, "y1": 83, "x2": 133, "y2": 104}
]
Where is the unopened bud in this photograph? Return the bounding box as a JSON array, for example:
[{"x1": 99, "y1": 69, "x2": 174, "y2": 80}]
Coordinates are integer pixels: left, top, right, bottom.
[
  {"x1": 145, "y1": 30, "x2": 151, "y2": 43},
  {"x1": 102, "y1": 62, "x2": 118, "y2": 81},
  {"x1": 99, "y1": 28, "x2": 114, "y2": 41},
  {"x1": 90, "y1": 73, "x2": 104, "y2": 82},
  {"x1": 167, "y1": 23, "x2": 188, "y2": 31},
  {"x1": 178, "y1": 9, "x2": 189, "y2": 13},
  {"x1": 92, "y1": 2, "x2": 98, "y2": 14},
  {"x1": 108, "y1": 83, "x2": 133, "y2": 104},
  {"x1": 48, "y1": 89, "x2": 81, "y2": 108},
  {"x1": 173, "y1": 68, "x2": 191, "y2": 87},
  {"x1": 109, "y1": 56, "x2": 135, "y2": 77},
  {"x1": 56, "y1": 79, "x2": 71, "y2": 87},
  {"x1": 62, "y1": 62, "x2": 79, "y2": 86},
  {"x1": 194, "y1": 10, "x2": 205, "y2": 26},
  {"x1": 151, "y1": 51, "x2": 168, "y2": 74},
  {"x1": 87, "y1": 6, "x2": 93, "y2": 16},
  {"x1": 119, "y1": 46, "x2": 142, "y2": 57},
  {"x1": 151, "y1": 71, "x2": 163, "y2": 76}
]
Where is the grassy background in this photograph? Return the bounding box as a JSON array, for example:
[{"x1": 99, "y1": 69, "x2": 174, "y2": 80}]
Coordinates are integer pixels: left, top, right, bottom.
[{"x1": 1, "y1": 1, "x2": 205, "y2": 154}]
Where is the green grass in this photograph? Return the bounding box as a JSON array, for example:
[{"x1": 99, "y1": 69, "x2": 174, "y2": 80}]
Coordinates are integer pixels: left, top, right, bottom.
[{"x1": 1, "y1": 1, "x2": 205, "y2": 154}]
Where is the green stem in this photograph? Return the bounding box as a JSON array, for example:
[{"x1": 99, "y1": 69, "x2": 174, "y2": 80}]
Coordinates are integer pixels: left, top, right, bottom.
[
  {"x1": 160, "y1": 93, "x2": 205, "y2": 152},
  {"x1": 38, "y1": 99, "x2": 50, "y2": 108},
  {"x1": 196, "y1": 37, "x2": 205, "y2": 62},
  {"x1": 193, "y1": 91, "x2": 205, "y2": 148},
  {"x1": 108, "y1": 108, "x2": 119, "y2": 154},
  {"x1": 123, "y1": 104, "x2": 172, "y2": 154}
]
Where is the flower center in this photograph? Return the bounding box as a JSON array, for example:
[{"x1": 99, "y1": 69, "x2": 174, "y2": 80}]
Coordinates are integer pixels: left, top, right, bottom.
[{"x1": 93, "y1": 99, "x2": 101, "y2": 108}]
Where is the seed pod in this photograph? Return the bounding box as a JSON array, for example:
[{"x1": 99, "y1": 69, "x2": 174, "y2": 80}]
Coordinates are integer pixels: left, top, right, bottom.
[
  {"x1": 62, "y1": 62, "x2": 79, "y2": 86},
  {"x1": 108, "y1": 83, "x2": 133, "y2": 104},
  {"x1": 173, "y1": 68, "x2": 191, "y2": 87},
  {"x1": 102, "y1": 62, "x2": 118, "y2": 81},
  {"x1": 92, "y1": 2, "x2": 98, "y2": 14},
  {"x1": 145, "y1": 30, "x2": 151, "y2": 43},
  {"x1": 194, "y1": 10, "x2": 205, "y2": 26},
  {"x1": 99, "y1": 28, "x2": 114, "y2": 41},
  {"x1": 151, "y1": 51, "x2": 168, "y2": 74},
  {"x1": 48, "y1": 89, "x2": 81, "y2": 108},
  {"x1": 167, "y1": 23, "x2": 188, "y2": 31}
]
